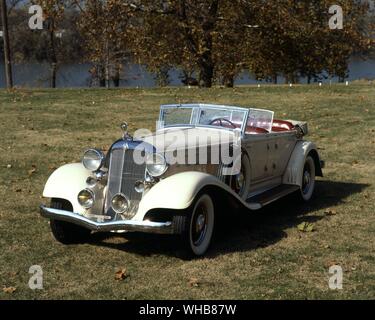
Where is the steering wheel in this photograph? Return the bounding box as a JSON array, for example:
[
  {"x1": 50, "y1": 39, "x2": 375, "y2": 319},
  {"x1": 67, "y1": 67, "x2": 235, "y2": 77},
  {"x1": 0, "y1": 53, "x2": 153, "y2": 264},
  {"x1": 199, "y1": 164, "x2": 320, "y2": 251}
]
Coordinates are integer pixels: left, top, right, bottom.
[{"x1": 209, "y1": 118, "x2": 237, "y2": 129}]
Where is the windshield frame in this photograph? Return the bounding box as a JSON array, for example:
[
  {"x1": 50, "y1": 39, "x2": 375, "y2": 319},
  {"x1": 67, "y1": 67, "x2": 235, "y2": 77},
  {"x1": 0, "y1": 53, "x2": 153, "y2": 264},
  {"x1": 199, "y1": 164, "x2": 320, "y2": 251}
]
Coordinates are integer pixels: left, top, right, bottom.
[{"x1": 158, "y1": 104, "x2": 250, "y2": 133}]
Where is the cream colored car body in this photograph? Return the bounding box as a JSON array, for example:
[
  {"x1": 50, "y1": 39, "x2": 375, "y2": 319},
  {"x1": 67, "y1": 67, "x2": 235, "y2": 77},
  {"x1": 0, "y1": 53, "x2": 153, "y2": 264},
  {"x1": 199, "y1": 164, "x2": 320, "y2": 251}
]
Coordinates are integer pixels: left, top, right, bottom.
[{"x1": 41, "y1": 104, "x2": 323, "y2": 235}]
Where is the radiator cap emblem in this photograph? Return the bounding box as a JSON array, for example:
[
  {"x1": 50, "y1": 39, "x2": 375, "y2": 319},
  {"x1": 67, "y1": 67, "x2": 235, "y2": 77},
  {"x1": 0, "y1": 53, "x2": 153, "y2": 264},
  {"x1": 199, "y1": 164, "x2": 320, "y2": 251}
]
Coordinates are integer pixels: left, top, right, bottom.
[{"x1": 120, "y1": 122, "x2": 132, "y2": 140}]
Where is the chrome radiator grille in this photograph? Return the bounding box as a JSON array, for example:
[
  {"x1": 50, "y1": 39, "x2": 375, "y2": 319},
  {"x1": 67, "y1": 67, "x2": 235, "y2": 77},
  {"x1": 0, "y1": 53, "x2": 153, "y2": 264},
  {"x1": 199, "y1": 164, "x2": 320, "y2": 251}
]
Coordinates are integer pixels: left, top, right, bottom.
[{"x1": 105, "y1": 146, "x2": 146, "y2": 218}]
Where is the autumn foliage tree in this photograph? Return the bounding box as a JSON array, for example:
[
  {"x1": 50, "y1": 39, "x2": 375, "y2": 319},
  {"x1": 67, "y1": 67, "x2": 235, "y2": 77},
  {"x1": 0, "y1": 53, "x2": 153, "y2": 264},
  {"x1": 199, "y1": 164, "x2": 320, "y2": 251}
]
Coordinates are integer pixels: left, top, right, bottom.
[
  {"x1": 242, "y1": 0, "x2": 373, "y2": 83},
  {"x1": 30, "y1": 0, "x2": 65, "y2": 87},
  {"x1": 135, "y1": 0, "x2": 373, "y2": 86},
  {"x1": 75, "y1": 0, "x2": 136, "y2": 87},
  {"x1": 2, "y1": 0, "x2": 373, "y2": 88},
  {"x1": 135, "y1": 0, "x2": 232, "y2": 88}
]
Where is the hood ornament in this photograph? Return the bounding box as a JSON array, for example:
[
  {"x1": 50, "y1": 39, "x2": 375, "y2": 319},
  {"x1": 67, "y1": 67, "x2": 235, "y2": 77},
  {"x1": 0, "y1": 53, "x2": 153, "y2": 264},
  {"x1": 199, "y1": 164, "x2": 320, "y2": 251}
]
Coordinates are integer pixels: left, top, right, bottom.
[{"x1": 120, "y1": 122, "x2": 132, "y2": 140}]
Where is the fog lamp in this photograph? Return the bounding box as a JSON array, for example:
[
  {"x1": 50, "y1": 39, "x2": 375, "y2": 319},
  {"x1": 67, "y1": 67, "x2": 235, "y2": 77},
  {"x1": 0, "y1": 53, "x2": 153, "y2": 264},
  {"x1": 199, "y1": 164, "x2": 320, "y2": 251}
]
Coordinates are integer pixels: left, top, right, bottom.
[
  {"x1": 134, "y1": 180, "x2": 145, "y2": 193},
  {"x1": 86, "y1": 176, "x2": 97, "y2": 187},
  {"x1": 77, "y1": 189, "x2": 94, "y2": 209},
  {"x1": 111, "y1": 193, "x2": 129, "y2": 214}
]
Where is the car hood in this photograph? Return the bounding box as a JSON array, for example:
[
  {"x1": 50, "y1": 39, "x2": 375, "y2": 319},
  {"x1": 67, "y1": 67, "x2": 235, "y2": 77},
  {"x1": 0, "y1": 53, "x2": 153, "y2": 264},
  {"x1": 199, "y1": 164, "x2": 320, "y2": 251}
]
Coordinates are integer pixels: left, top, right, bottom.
[{"x1": 139, "y1": 127, "x2": 238, "y2": 152}]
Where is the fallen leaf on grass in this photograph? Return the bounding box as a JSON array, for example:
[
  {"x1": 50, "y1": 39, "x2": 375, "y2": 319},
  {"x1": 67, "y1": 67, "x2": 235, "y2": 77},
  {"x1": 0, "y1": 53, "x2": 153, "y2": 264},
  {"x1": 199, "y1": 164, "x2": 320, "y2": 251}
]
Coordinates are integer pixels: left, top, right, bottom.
[
  {"x1": 115, "y1": 268, "x2": 128, "y2": 281},
  {"x1": 324, "y1": 209, "x2": 337, "y2": 216},
  {"x1": 188, "y1": 277, "x2": 200, "y2": 287},
  {"x1": 28, "y1": 168, "x2": 37, "y2": 176},
  {"x1": 3, "y1": 287, "x2": 16, "y2": 294},
  {"x1": 325, "y1": 261, "x2": 339, "y2": 268},
  {"x1": 297, "y1": 222, "x2": 315, "y2": 232}
]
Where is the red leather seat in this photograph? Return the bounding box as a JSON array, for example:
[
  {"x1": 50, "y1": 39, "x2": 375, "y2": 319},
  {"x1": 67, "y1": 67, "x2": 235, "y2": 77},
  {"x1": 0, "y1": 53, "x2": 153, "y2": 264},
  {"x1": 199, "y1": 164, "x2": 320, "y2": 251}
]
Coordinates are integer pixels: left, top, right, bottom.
[
  {"x1": 246, "y1": 126, "x2": 269, "y2": 134},
  {"x1": 272, "y1": 119, "x2": 294, "y2": 132}
]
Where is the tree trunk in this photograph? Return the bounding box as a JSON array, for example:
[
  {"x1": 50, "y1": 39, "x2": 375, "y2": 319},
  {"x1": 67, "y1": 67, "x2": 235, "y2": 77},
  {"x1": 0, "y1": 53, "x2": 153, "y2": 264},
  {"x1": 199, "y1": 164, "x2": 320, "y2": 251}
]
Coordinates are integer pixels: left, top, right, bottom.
[
  {"x1": 48, "y1": 22, "x2": 57, "y2": 88},
  {"x1": 223, "y1": 75, "x2": 234, "y2": 88},
  {"x1": 99, "y1": 65, "x2": 106, "y2": 87},
  {"x1": 199, "y1": 67, "x2": 213, "y2": 87},
  {"x1": 198, "y1": 54, "x2": 214, "y2": 88},
  {"x1": 112, "y1": 64, "x2": 121, "y2": 87},
  {"x1": 197, "y1": 1, "x2": 218, "y2": 88},
  {"x1": 105, "y1": 38, "x2": 110, "y2": 88},
  {"x1": 1, "y1": 0, "x2": 13, "y2": 88},
  {"x1": 272, "y1": 74, "x2": 277, "y2": 84},
  {"x1": 50, "y1": 63, "x2": 57, "y2": 88}
]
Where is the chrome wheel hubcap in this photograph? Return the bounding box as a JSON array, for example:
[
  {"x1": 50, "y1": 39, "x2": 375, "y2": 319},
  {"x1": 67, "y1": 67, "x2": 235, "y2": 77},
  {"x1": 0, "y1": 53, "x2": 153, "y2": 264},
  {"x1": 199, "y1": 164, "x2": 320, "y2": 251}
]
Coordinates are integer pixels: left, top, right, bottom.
[
  {"x1": 196, "y1": 214, "x2": 206, "y2": 233},
  {"x1": 302, "y1": 166, "x2": 311, "y2": 195},
  {"x1": 235, "y1": 173, "x2": 245, "y2": 191},
  {"x1": 192, "y1": 205, "x2": 208, "y2": 246}
]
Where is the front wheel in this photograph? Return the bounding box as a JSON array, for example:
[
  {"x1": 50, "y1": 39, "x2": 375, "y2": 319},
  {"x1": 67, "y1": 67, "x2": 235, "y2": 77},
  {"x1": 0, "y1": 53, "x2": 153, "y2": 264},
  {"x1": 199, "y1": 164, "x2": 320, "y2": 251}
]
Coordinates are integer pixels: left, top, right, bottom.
[
  {"x1": 50, "y1": 199, "x2": 91, "y2": 244},
  {"x1": 182, "y1": 193, "x2": 215, "y2": 257},
  {"x1": 299, "y1": 155, "x2": 316, "y2": 201}
]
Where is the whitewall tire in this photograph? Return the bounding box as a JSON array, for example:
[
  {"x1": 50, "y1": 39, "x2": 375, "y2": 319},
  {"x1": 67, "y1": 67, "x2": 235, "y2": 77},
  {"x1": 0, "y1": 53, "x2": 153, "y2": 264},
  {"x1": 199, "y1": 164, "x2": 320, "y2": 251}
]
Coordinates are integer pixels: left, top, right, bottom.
[
  {"x1": 183, "y1": 193, "x2": 215, "y2": 256},
  {"x1": 299, "y1": 155, "x2": 316, "y2": 201}
]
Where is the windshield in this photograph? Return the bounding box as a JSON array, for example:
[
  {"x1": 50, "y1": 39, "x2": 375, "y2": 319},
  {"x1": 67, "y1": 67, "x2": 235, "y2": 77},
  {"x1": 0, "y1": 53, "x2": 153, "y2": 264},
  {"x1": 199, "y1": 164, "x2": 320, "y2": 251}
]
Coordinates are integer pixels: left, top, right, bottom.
[
  {"x1": 247, "y1": 108, "x2": 274, "y2": 132},
  {"x1": 159, "y1": 104, "x2": 248, "y2": 131}
]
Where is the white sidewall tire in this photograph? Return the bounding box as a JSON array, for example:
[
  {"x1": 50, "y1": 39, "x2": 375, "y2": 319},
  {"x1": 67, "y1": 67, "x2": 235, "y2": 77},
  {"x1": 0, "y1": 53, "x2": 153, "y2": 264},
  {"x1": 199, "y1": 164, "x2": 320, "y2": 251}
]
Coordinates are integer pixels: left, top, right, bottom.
[
  {"x1": 300, "y1": 156, "x2": 316, "y2": 201},
  {"x1": 189, "y1": 194, "x2": 215, "y2": 256}
]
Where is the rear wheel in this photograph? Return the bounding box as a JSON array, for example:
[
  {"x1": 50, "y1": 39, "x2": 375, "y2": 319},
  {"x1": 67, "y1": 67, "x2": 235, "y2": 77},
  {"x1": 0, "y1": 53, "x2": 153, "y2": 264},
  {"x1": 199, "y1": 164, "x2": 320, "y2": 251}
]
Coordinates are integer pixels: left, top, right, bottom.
[
  {"x1": 229, "y1": 154, "x2": 251, "y2": 200},
  {"x1": 182, "y1": 193, "x2": 215, "y2": 257},
  {"x1": 299, "y1": 156, "x2": 316, "y2": 201},
  {"x1": 50, "y1": 199, "x2": 91, "y2": 244}
]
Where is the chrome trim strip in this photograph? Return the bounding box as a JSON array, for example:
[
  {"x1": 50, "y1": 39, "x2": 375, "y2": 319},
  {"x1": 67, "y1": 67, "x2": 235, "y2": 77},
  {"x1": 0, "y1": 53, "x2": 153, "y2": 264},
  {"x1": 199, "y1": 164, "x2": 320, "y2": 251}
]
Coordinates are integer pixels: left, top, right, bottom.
[{"x1": 40, "y1": 205, "x2": 174, "y2": 235}]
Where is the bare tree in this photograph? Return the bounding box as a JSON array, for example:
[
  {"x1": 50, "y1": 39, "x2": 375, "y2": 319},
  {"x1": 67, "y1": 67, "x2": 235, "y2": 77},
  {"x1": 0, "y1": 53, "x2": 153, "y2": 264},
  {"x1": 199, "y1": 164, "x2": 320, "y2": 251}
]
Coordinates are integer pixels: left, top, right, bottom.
[{"x1": 0, "y1": 0, "x2": 13, "y2": 88}]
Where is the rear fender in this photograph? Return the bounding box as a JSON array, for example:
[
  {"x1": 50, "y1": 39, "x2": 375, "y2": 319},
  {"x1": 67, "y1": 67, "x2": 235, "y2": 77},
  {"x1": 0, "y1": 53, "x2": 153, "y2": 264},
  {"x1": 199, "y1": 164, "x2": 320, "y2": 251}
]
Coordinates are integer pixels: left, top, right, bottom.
[{"x1": 283, "y1": 141, "x2": 323, "y2": 187}]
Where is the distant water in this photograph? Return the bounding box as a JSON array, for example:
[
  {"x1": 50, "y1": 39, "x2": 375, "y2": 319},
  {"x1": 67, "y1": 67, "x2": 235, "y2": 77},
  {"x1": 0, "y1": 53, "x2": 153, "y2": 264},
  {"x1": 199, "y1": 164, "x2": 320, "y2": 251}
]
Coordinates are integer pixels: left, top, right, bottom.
[{"x1": 0, "y1": 57, "x2": 374, "y2": 88}]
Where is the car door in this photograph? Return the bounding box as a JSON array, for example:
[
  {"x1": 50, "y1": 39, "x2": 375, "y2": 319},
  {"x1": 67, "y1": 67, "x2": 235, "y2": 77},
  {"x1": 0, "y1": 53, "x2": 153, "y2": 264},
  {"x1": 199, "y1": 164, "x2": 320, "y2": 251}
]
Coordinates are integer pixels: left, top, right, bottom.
[
  {"x1": 268, "y1": 132, "x2": 297, "y2": 177},
  {"x1": 243, "y1": 133, "x2": 270, "y2": 182}
]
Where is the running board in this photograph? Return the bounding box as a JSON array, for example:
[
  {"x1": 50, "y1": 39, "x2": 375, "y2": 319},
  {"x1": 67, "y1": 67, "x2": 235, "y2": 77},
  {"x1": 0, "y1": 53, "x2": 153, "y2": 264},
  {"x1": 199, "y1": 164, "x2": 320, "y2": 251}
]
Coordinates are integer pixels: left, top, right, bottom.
[{"x1": 246, "y1": 185, "x2": 300, "y2": 210}]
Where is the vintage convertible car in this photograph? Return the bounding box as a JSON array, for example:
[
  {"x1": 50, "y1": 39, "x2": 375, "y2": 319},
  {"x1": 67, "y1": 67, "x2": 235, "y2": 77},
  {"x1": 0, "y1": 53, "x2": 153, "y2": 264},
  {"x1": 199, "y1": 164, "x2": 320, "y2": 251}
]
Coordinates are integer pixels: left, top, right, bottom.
[{"x1": 40, "y1": 104, "x2": 324, "y2": 256}]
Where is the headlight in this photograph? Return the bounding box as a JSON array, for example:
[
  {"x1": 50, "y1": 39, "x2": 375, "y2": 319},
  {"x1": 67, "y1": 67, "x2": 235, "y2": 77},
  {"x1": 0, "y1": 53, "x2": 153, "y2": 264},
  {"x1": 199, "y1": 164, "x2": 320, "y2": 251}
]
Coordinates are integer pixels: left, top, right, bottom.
[
  {"x1": 82, "y1": 149, "x2": 105, "y2": 171},
  {"x1": 77, "y1": 189, "x2": 94, "y2": 209},
  {"x1": 111, "y1": 193, "x2": 129, "y2": 214},
  {"x1": 146, "y1": 153, "x2": 167, "y2": 177}
]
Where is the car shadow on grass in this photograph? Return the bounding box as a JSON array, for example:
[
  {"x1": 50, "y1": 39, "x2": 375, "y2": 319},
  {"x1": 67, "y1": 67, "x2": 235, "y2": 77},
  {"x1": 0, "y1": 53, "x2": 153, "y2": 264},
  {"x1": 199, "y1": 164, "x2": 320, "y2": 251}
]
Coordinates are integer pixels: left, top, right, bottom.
[{"x1": 88, "y1": 180, "x2": 369, "y2": 258}]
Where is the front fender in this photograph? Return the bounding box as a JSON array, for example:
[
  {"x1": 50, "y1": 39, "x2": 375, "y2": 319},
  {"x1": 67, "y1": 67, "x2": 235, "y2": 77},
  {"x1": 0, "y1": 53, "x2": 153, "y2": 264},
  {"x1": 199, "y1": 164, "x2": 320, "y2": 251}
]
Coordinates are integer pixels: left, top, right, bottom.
[
  {"x1": 42, "y1": 163, "x2": 92, "y2": 213},
  {"x1": 283, "y1": 141, "x2": 323, "y2": 187},
  {"x1": 134, "y1": 172, "x2": 218, "y2": 220},
  {"x1": 134, "y1": 171, "x2": 259, "y2": 221}
]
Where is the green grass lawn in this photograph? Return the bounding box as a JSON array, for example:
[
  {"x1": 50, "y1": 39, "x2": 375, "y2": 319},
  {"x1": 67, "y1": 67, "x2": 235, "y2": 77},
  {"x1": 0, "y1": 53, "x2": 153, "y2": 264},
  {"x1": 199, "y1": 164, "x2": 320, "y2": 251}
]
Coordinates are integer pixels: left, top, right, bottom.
[{"x1": 0, "y1": 84, "x2": 374, "y2": 299}]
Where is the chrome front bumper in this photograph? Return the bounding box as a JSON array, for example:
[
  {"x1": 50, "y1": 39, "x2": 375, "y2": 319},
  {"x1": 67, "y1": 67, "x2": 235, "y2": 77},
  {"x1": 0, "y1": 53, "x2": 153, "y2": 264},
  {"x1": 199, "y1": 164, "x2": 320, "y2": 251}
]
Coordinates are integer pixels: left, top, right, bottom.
[{"x1": 39, "y1": 205, "x2": 174, "y2": 234}]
